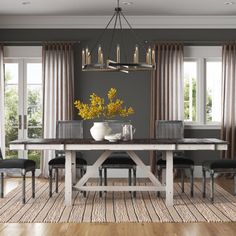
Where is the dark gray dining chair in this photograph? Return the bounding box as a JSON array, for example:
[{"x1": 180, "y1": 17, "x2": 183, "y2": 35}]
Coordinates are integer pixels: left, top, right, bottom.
[
  {"x1": 99, "y1": 120, "x2": 137, "y2": 197},
  {"x1": 156, "y1": 120, "x2": 194, "y2": 197},
  {"x1": 0, "y1": 148, "x2": 36, "y2": 204},
  {"x1": 48, "y1": 120, "x2": 87, "y2": 197}
]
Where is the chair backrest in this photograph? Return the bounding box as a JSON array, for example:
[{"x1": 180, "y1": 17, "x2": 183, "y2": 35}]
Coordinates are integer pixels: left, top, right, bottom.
[
  {"x1": 155, "y1": 120, "x2": 184, "y2": 139},
  {"x1": 106, "y1": 120, "x2": 131, "y2": 135},
  {"x1": 56, "y1": 120, "x2": 83, "y2": 139}
]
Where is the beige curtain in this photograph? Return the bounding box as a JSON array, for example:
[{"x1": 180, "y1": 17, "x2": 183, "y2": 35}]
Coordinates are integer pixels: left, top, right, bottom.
[
  {"x1": 221, "y1": 44, "x2": 236, "y2": 160},
  {"x1": 41, "y1": 43, "x2": 75, "y2": 177},
  {"x1": 150, "y1": 43, "x2": 184, "y2": 173},
  {"x1": 0, "y1": 45, "x2": 5, "y2": 157}
]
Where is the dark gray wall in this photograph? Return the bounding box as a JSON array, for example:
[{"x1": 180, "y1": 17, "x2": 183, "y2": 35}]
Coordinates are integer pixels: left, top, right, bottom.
[{"x1": 0, "y1": 29, "x2": 231, "y2": 164}]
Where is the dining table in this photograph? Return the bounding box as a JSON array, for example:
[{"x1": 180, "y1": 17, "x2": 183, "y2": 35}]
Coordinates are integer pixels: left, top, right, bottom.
[{"x1": 10, "y1": 138, "x2": 227, "y2": 207}]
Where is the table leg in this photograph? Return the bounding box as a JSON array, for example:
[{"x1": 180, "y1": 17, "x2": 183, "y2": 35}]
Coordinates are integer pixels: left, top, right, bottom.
[
  {"x1": 71, "y1": 151, "x2": 76, "y2": 185},
  {"x1": 65, "y1": 150, "x2": 73, "y2": 206},
  {"x1": 166, "y1": 151, "x2": 173, "y2": 207}
]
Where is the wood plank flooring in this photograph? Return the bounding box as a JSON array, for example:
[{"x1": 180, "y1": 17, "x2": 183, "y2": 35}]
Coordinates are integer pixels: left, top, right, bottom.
[{"x1": 0, "y1": 177, "x2": 235, "y2": 236}]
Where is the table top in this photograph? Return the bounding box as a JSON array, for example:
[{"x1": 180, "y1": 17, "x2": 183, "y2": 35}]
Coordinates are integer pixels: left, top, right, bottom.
[{"x1": 10, "y1": 138, "x2": 227, "y2": 145}]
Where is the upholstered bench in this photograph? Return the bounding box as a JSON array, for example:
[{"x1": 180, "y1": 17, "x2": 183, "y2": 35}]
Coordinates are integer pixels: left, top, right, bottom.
[{"x1": 202, "y1": 160, "x2": 236, "y2": 202}]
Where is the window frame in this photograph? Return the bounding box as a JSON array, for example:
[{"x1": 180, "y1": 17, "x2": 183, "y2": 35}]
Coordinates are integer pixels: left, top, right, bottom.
[{"x1": 183, "y1": 48, "x2": 222, "y2": 129}]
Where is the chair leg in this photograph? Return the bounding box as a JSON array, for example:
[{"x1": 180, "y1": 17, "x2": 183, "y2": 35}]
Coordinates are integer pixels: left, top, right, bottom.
[
  {"x1": 181, "y1": 169, "x2": 185, "y2": 193},
  {"x1": 104, "y1": 168, "x2": 107, "y2": 193},
  {"x1": 55, "y1": 168, "x2": 59, "y2": 193},
  {"x1": 133, "y1": 167, "x2": 136, "y2": 198},
  {"x1": 82, "y1": 168, "x2": 87, "y2": 198},
  {"x1": 32, "y1": 170, "x2": 35, "y2": 198},
  {"x1": 99, "y1": 167, "x2": 103, "y2": 198},
  {"x1": 22, "y1": 171, "x2": 26, "y2": 204},
  {"x1": 128, "y1": 168, "x2": 132, "y2": 194},
  {"x1": 210, "y1": 170, "x2": 214, "y2": 203},
  {"x1": 157, "y1": 168, "x2": 162, "y2": 197},
  {"x1": 190, "y1": 166, "x2": 194, "y2": 197},
  {"x1": 0, "y1": 172, "x2": 4, "y2": 198},
  {"x1": 234, "y1": 175, "x2": 236, "y2": 196},
  {"x1": 202, "y1": 169, "x2": 206, "y2": 198},
  {"x1": 49, "y1": 167, "x2": 53, "y2": 197}
]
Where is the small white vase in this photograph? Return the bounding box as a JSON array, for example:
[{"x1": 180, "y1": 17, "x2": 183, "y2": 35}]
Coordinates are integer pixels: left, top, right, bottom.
[{"x1": 90, "y1": 122, "x2": 111, "y2": 141}]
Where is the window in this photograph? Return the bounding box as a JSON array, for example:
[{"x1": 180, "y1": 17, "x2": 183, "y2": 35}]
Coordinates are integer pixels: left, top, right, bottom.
[
  {"x1": 4, "y1": 46, "x2": 42, "y2": 170},
  {"x1": 184, "y1": 46, "x2": 222, "y2": 126}
]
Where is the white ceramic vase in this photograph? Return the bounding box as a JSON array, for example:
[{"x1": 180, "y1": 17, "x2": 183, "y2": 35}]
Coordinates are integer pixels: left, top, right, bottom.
[{"x1": 90, "y1": 122, "x2": 111, "y2": 141}]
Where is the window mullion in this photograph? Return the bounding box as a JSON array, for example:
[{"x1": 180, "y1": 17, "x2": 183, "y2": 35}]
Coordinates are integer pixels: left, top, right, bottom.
[{"x1": 196, "y1": 58, "x2": 205, "y2": 124}]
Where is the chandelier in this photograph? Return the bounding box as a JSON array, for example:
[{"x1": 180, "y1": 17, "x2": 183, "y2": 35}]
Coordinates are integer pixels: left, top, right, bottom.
[{"x1": 82, "y1": 0, "x2": 156, "y2": 73}]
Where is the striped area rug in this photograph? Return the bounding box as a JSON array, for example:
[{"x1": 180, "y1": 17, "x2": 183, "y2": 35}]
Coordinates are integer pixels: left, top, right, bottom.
[{"x1": 0, "y1": 180, "x2": 236, "y2": 223}]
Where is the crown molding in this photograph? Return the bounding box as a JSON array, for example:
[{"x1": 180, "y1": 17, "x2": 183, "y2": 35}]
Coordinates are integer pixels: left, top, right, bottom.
[{"x1": 1, "y1": 15, "x2": 236, "y2": 29}]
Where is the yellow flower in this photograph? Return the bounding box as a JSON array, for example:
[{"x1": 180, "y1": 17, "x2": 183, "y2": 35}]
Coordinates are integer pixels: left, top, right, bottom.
[
  {"x1": 74, "y1": 88, "x2": 135, "y2": 120},
  {"x1": 107, "y1": 88, "x2": 117, "y2": 101}
]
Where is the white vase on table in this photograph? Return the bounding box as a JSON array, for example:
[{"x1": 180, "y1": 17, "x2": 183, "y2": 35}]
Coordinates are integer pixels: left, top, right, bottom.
[{"x1": 90, "y1": 122, "x2": 111, "y2": 141}]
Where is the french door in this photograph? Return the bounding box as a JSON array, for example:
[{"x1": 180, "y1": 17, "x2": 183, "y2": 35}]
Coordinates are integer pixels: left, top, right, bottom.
[{"x1": 4, "y1": 58, "x2": 42, "y2": 169}]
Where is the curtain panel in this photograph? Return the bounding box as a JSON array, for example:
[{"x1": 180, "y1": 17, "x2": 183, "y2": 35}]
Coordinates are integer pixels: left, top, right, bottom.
[
  {"x1": 150, "y1": 43, "x2": 184, "y2": 173},
  {"x1": 221, "y1": 44, "x2": 236, "y2": 160},
  {"x1": 42, "y1": 43, "x2": 75, "y2": 177},
  {"x1": 0, "y1": 45, "x2": 5, "y2": 157}
]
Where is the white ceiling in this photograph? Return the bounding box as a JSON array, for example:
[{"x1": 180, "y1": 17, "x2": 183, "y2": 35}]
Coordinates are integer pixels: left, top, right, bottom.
[{"x1": 1, "y1": 0, "x2": 236, "y2": 16}]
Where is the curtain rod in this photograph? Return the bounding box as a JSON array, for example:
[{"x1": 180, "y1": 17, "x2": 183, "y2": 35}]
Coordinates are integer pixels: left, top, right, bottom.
[
  {"x1": 146, "y1": 40, "x2": 225, "y2": 46},
  {"x1": 1, "y1": 40, "x2": 80, "y2": 45}
]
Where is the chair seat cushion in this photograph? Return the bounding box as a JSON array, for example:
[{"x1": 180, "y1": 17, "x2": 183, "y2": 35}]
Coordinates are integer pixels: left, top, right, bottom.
[
  {"x1": 157, "y1": 157, "x2": 194, "y2": 166},
  {"x1": 103, "y1": 156, "x2": 136, "y2": 166},
  {"x1": 0, "y1": 159, "x2": 36, "y2": 169},
  {"x1": 48, "y1": 156, "x2": 87, "y2": 166},
  {"x1": 203, "y1": 160, "x2": 236, "y2": 169}
]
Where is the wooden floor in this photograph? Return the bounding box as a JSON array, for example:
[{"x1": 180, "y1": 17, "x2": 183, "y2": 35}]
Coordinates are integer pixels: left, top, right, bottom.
[{"x1": 0, "y1": 177, "x2": 235, "y2": 236}]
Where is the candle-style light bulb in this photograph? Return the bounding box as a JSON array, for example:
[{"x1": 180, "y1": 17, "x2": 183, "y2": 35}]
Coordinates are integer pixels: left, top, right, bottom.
[
  {"x1": 98, "y1": 45, "x2": 102, "y2": 64},
  {"x1": 85, "y1": 47, "x2": 89, "y2": 64},
  {"x1": 87, "y1": 51, "x2": 91, "y2": 64},
  {"x1": 152, "y1": 48, "x2": 155, "y2": 64},
  {"x1": 135, "y1": 44, "x2": 139, "y2": 63},
  {"x1": 82, "y1": 49, "x2": 85, "y2": 66},
  {"x1": 117, "y1": 44, "x2": 120, "y2": 63}
]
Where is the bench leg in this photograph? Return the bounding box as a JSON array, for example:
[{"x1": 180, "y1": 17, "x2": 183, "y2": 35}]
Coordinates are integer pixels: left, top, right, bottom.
[
  {"x1": 202, "y1": 169, "x2": 206, "y2": 198},
  {"x1": 22, "y1": 171, "x2": 26, "y2": 204},
  {"x1": 181, "y1": 169, "x2": 185, "y2": 193},
  {"x1": 104, "y1": 168, "x2": 107, "y2": 193},
  {"x1": 157, "y1": 168, "x2": 162, "y2": 197},
  {"x1": 99, "y1": 168, "x2": 103, "y2": 198},
  {"x1": 133, "y1": 167, "x2": 136, "y2": 198},
  {"x1": 32, "y1": 170, "x2": 35, "y2": 198},
  {"x1": 210, "y1": 170, "x2": 214, "y2": 203},
  {"x1": 190, "y1": 166, "x2": 194, "y2": 197},
  {"x1": 128, "y1": 168, "x2": 132, "y2": 194},
  {"x1": 82, "y1": 168, "x2": 87, "y2": 198},
  {"x1": 55, "y1": 168, "x2": 59, "y2": 193},
  {"x1": 49, "y1": 167, "x2": 53, "y2": 197},
  {"x1": 234, "y1": 175, "x2": 236, "y2": 196},
  {"x1": 0, "y1": 172, "x2": 4, "y2": 198}
]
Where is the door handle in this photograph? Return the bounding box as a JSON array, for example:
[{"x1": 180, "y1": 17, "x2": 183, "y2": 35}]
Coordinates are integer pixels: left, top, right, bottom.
[
  {"x1": 24, "y1": 115, "x2": 27, "y2": 129},
  {"x1": 19, "y1": 115, "x2": 22, "y2": 129}
]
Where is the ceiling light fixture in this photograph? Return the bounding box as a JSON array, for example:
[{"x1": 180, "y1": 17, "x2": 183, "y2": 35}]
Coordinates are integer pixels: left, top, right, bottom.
[
  {"x1": 82, "y1": 0, "x2": 156, "y2": 73},
  {"x1": 122, "y1": 1, "x2": 133, "y2": 6},
  {"x1": 224, "y1": 1, "x2": 235, "y2": 5},
  {"x1": 21, "y1": 1, "x2": 31, "y2": 5}
]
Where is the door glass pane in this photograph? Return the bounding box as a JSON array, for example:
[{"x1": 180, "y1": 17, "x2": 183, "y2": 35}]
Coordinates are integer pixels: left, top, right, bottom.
[
  {"x1": 27, "y1": 63, "x2": 42, "y2": 168},
  {"x1": 206, "y1": 61, "x2": 222, "y2": 122},
  {"x1": 184, "y1": 61, "x2": 197, "y2": 122},
  {"x1": 4, "y1": 64, "x2": 19, "y2": 159}
]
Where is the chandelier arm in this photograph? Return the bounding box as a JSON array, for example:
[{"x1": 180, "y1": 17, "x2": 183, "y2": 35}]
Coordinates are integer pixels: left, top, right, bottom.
[
  {"x1": 118, "y1": 12, "x2": 128, "y2": 62},
  {"x1": 120, "y1": 11, "x2": 147, "y2": 51},
  {"x1": 88, "y1": 11, "x2": 117, "y2": 57},
  {"x1": 108, "y1": 12, "x2": 119, "y2": 60}
]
